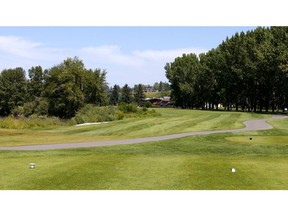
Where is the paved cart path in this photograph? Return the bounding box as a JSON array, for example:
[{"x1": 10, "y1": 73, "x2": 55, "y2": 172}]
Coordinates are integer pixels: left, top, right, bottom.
[{"x1": 0, "y1": 115, "x2": 287, "y2": 151}]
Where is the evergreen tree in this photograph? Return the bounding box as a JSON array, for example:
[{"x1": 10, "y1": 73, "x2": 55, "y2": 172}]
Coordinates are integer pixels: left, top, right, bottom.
[
  {"x1": 121, "y1": 84, "x2": 133, "y2": 103},
  {"x1": 134, "y1": 84, "x2": 146, "y2": 106},
  {"x1": 110, "y1": 84, "x2": 120, "y2": 105}
]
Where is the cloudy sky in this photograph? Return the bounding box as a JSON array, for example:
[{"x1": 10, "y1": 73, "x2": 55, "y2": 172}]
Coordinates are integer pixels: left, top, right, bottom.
[
  {"x1": 0, "y1": 27, "x2": 257, "y2": 86},
  {"x1": 0, "y1": 0, "x2": 285, "y2": 87}
]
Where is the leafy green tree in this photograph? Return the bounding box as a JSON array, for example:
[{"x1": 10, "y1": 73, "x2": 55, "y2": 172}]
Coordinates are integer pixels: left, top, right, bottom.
[
  {"x1": 153, "y1": 81, "x2": 170, "y2": 92},
  {"x1": 84, "y1": 68, "x2": 108, "y2": 106},
  {"x1": 217, "y1": 37, "x2": 238, "y2": 111},
  {"x1": 33, "y1": 97, "x2": 49, "y2": 116},
  {"x1": 270, "y1": 27, "x2": 288, "y2": 112},
  {"x1": 44, "y1": 57, "x2": 86, "y2": 118},
  {"x1": 165, "y1": 53, "x2": 202, "y2": 108},
  {"x1": 198, "y1": 51, "x2": 217, "y2": 109},
  {"x1": 153, "y1": 82, "x2": 159, "y2": 91},
  {"x1": 0, "y1": 68, "x2": 27, "y2": 116},
  {"x1": 27, "y1": 66, "x2": 45, "y2": 100}
]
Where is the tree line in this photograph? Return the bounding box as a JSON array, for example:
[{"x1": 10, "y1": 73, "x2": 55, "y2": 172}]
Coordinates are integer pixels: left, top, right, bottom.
[
  {"x1": 0, "y1": 57, "x2": 169, "y2": 118},
  {"x1": 144, "y1": 81, "x2": 170, "y2": 92},
  {"x1": 165, "y1": 26, "x2": 288, "y2": 112},
  {"x1": 0, "y1": 57, "x2": 108, "y2": 118}
]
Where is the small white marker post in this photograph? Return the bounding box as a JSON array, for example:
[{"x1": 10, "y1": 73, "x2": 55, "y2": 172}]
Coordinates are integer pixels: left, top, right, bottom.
[
  {"x1": 30, "y1": 163, "x2": 36, "y2": 169},
  {"x1": 231, "y1": 168, "x2": 236, "y2": 173}
]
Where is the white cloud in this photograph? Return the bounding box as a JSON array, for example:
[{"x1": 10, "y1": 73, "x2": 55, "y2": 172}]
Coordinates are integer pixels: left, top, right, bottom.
[
  {"x1": 133, "y1": 48, "x2": 207, "y2": 62},
  {"x1": 80, "y1": 45, "x2": 208, "y2": 86},
  {"x1": 82, "y1": 45, "x2": 207, "y2": 66},
  {"x1": 0, "y1": 36, "x2": 41, "y2": 58},
  {"x1": 0, "y1": 36, "x2": 208, "y2": 85},
  {"x1": 81, "y1": 45, "x2": 145, "y2": 67},
  {"x1": 0, "y1": 36, "x2": 67, "y2": 62}
]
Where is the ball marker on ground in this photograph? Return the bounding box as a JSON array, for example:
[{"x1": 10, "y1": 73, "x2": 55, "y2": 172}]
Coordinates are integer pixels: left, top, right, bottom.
[{"x1": 29, "y1": 163, "x2": 36, "y2": 169}]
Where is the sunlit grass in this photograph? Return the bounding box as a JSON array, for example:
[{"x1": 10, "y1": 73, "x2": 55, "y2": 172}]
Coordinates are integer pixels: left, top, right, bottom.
[
  {"x1": 0, "y1": 108, "x2": 270, "y2": 147},
  {"x1": 1, "y1": 109, "x2": 287, "y2": 190}
]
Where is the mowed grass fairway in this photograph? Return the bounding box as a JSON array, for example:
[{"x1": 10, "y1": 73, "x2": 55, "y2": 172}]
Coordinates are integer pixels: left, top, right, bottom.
[
  {"x1": 1, "y1": 109, "x2": 288, "y2": 189},
  {"x1": 0, "y1": 109, "x2": 269, "y2": 147}
]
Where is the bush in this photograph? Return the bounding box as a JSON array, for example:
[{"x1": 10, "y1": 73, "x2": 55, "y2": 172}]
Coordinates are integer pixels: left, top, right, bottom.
[
  {"x1": 73, "y1": 104, "x2": 119, "y2": 124},
  {"x1": 115, "y1": 111, "x2": 125, "y2": 120},
  {"x1": 0, "y1": 115, "x2": 64, "y2": 129},
  {"x1": 74, "y1": 115, "x2": 85, "y2": 124},
  {"x1": 144, "y1": 101, "x2": 152, "y2": 108},
  {"x1": 12, "y1": 106, "x2": 24, "y2": 117},
  {"x1": 118, "y1": 102, "x2": 138, "y2": 113},
  {"x1": 34, "y1": 98, "x2": 49, "y2": 116},
  {"x1": 72, "y1": 103, "x2": 159, "y2": 124},
  {"x1": 11, "y1": 98, "x2": 49, "y2": 118},
  {"x1": 23, "y1": 102, "x2": 34, "y2": 117}
]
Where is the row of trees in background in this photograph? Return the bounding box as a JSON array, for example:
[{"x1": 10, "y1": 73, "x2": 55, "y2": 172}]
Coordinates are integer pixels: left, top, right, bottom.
[
  {"x1": 0, "y1": 57, "x2": 168, "y2": 118},
  {"x1": 4, "y1": 26, "x2": 285, "y2": 118},
  {"x1": 109, "y1": 84, "x2": 146, "y2": 106},
  {"x1": 109, "y1": 82, "x2": 171, "y2": 106},
  {"x1": 145, "y1": 81, "x2": 170, "y2": 92},
  {"x1": 165, "y1": 26, "x2": 288, "y2": 112},
  {"x1": 0, "y1": 57, "x2": 108, "y2": 118}
]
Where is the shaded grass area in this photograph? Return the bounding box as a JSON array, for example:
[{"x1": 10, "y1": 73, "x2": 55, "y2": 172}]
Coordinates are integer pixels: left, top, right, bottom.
[
  {"x1": 0, "y1": 109, "x2": 270, "y2": 147},
  {"x1": 1, "y1": 117, "x2": 288, "y2": 190}
]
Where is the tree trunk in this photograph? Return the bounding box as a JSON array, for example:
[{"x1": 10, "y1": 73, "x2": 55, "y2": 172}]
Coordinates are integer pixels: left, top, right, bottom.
[{"x1": 265, "y1": 97, "x2": 270, "y2": 112}]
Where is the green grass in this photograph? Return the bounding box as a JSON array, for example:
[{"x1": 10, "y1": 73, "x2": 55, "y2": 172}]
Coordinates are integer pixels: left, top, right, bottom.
[
  {"x1": 144, "y1": 92, "x2": 161, "y2": 98},
  {"x1": 144, "y1": 91, "x2": 171, "y2": 99},
  {"x1": 1, "y1": 109, "x2": 288, "y2": 190},
  {"x1": 0, "y1": 108, "x2": 270, "y2": 147}
]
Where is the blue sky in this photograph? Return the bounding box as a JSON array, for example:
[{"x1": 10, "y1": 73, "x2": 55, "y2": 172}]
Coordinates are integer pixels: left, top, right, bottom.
[{"x1": 0, "y1": 27, "x2": 258, "y2": 86}]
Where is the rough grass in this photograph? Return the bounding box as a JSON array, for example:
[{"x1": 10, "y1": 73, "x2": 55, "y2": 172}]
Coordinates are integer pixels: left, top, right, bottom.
[{"x1": 1, "y1": 109, "x2": 288, "y2": 189}]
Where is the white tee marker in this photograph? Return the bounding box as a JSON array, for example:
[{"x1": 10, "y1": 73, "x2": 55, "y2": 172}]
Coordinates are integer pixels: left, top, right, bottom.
[{"x1": 231, "y1": 168, "x2": 236, "y2": 173}]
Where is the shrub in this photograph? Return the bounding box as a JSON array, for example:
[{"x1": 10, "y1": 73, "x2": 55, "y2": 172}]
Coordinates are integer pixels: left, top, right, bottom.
[
  {"x1": 74, "y1": 115, "x2": 85, "y2": 124},
  {"x1": 118, "y1": 102, "x2": 138, "y2": 113},
  {"x1": 23, "y1": 102, "x2": 35, "y2": 117},
  {"x1": 115, "y1": 111, "x2": 125, "y2": 120},
  {"x1": 73, "y1": 104, "x2": 119, "y2": 124},
  {"x1": 144, "y1": 101, "x2": 152, "y2": 108},
  {"x1": 12, "y1": 106, "x2": 24, "y2": 117},
  {"x1": 0, "y1": 115, "x2": 64, "y2": 129},
  {"x1": 34, "y1": 98, "x2": 49, "y2": 116}
]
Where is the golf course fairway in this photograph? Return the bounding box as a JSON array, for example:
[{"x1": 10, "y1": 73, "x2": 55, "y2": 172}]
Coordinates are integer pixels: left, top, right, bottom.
[{"x1": 1, "y1": 109, "x2": 288, "y2": 190}]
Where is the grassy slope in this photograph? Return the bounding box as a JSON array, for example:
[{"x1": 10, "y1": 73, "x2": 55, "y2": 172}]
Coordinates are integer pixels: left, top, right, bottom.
[
  {"x1": 0, "y1": 108, "x2": 269, "y2": 147},
  {"x1": 1, "y1": 109, "x2": 288, "y2": 190}
]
